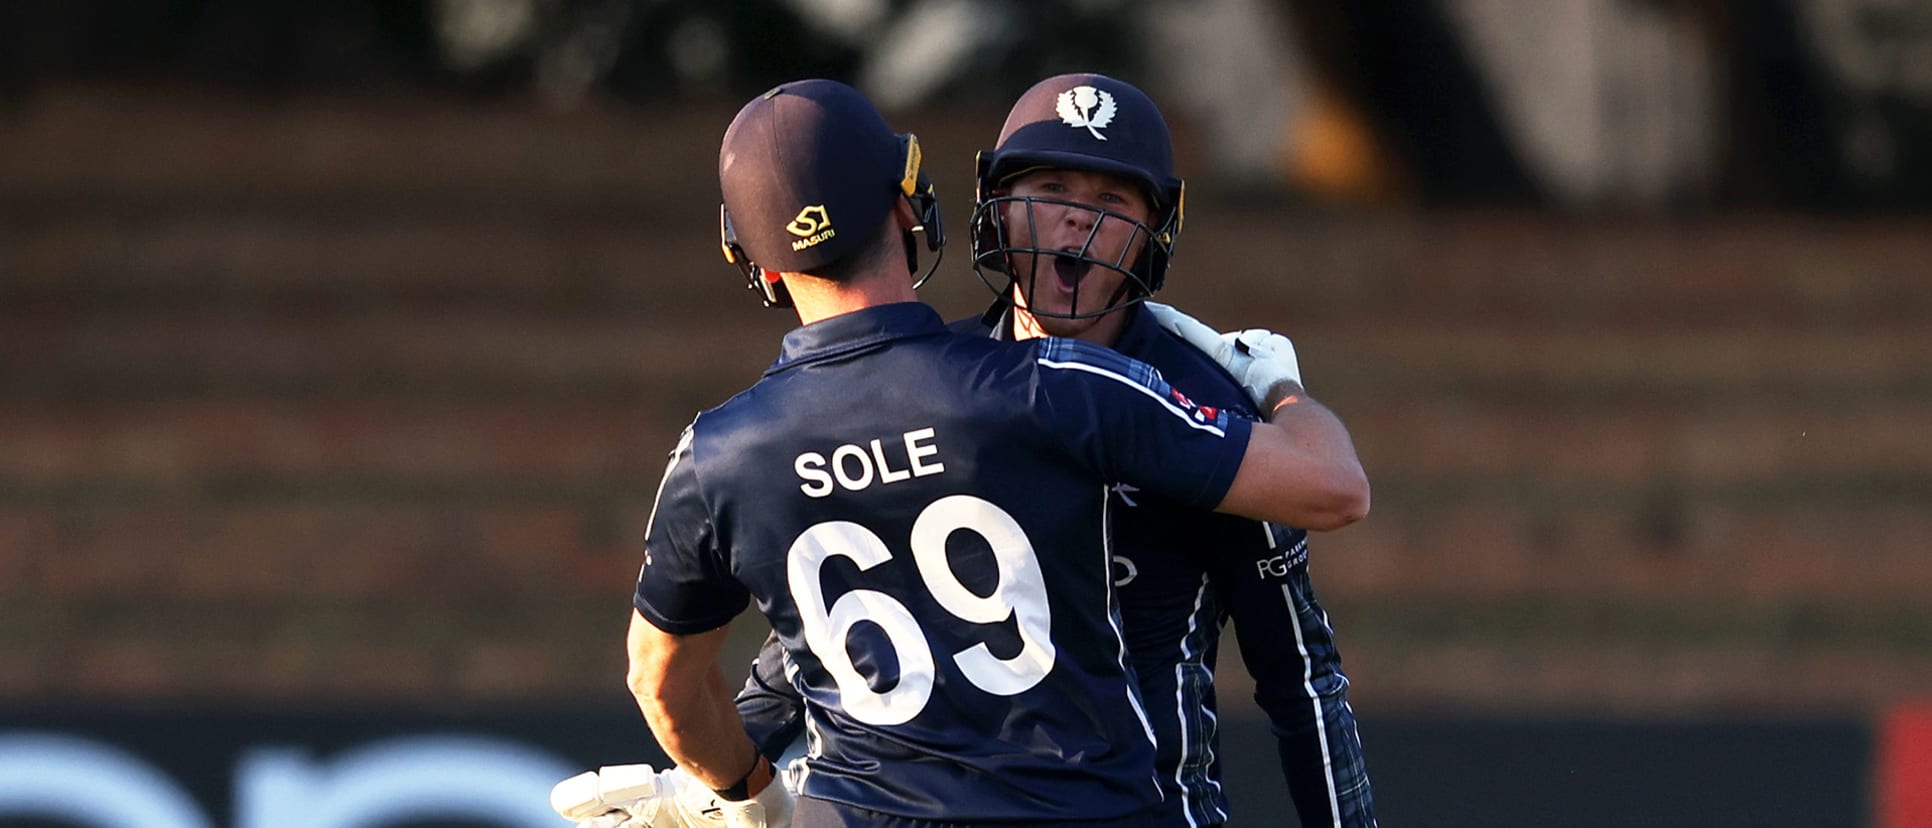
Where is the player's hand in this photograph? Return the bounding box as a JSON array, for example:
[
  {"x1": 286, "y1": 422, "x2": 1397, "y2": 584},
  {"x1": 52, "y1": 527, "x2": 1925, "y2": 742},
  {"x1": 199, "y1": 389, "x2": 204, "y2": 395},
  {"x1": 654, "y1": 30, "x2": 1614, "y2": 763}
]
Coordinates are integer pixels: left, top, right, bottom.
[
  {"x1": 1143, "y1": 302, "x2": 1303, "y2": 406},
  {"x1": 552, "y1": 764, "x2": 660, "y2": 827},
  {"x1": 712, "y1": 772, "x2": 795, "y2": 828},
  {"x1": 552, "y1": 763, "x2": 787, "y2": 828}
]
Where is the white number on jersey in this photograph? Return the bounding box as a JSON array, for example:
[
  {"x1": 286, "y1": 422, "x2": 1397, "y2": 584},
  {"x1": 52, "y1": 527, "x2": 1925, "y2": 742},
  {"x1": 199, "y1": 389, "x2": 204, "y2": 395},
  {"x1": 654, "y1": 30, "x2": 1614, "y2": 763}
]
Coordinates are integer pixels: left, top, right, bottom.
[{"x1": 787, "y1": 495, "x2": 1057, "y2": 725}]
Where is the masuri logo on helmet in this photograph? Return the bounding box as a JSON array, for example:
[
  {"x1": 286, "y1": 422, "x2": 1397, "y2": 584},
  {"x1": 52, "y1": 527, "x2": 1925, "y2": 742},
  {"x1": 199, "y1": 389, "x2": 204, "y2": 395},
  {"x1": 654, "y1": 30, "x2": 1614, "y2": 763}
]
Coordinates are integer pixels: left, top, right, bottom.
[{"x1": 787, "y1": 205, "x2": 835, "y2": 251}]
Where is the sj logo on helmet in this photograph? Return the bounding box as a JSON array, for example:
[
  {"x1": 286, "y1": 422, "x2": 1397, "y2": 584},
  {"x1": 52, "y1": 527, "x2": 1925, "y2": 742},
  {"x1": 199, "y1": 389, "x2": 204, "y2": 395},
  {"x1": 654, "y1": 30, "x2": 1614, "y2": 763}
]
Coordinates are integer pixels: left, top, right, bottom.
[
  {"x1": 787, "y1": 205, "x2": 835, "y2": 251},
  {"x1": 1056, "y1": 85, "x2": 1117, "y2": 141}
]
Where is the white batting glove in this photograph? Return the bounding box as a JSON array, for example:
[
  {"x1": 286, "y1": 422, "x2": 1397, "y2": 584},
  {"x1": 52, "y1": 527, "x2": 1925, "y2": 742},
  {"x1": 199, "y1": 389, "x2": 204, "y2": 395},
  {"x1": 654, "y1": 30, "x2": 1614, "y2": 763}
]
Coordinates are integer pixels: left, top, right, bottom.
[
  {"x1": 577, "y1": 815, "x2": 644, "y2": 828},
  {"x1": 552, "y1": 764, "x2": 656, "y2": 826},
  {"x1": 713, "y1": 775, "x2": 795, "y2": 828},
  {"x1": 1143, "y1": 302, "x2": 1303, "y2": 406},
  {"x1": 551, "y1": 763, "x2": 795, "y2": 828}
]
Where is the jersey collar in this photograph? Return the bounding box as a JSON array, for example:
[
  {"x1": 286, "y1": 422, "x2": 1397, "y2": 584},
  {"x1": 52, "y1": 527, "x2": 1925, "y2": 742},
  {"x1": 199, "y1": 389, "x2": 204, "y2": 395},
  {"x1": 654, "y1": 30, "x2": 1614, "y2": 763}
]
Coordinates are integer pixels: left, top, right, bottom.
[
  {"x1": 768, "y1": 301, "x2": 949, "y2": 375},
  {"x1": 974, "y1": 300, "x2": 1155, "y2": 350}
]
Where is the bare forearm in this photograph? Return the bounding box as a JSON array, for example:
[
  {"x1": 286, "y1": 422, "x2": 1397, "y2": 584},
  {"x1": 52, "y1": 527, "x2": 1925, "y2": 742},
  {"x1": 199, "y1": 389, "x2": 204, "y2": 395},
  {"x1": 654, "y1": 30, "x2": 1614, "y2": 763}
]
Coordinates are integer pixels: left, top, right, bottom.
[
  {"x1": 625, "y1": 613, "x2": 760, "y2": 791},
  {"x1": 633, "y1": 663, "x2": 758, "y2": 789},
  {"x1": 1220, "y1": 385, "x2": 1370, "y2": 529},
  {"x1": 1266, "y1": 384, "x2": 1365, "y2": 485}
]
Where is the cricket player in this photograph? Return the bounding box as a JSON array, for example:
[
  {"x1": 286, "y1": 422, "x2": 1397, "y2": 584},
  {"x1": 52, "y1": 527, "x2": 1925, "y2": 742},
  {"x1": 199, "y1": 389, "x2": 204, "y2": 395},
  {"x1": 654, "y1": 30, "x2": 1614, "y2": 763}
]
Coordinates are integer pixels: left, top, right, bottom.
[
  {"x1": 962, "y1": 73, "x2": 1379, "y2": 828},
  {"x1": 574, "y1": 79, "x2": 1367, "y2": 828}
]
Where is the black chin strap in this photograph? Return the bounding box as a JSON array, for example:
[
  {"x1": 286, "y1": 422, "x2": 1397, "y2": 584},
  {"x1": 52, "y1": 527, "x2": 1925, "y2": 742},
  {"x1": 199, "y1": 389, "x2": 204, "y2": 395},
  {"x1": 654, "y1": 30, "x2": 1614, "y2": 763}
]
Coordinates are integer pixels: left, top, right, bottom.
[{"x1": 980, "y1": 290, "x2": 1015, "y2": 340}]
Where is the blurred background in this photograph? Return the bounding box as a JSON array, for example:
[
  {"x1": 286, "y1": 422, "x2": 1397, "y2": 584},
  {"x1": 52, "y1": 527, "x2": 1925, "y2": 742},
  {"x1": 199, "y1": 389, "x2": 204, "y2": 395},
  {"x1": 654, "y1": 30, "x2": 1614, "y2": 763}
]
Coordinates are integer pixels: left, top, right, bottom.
[{"x1": 2, "y1": 1, "x2": 1929, "y2": 826}]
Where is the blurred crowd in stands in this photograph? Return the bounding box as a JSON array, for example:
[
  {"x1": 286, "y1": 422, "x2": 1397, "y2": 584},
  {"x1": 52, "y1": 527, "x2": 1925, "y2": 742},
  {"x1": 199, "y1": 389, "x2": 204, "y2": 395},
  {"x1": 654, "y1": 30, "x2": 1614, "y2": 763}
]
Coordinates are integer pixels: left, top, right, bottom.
[{"x1": 3, "y1": 0, "x2": 1927, "y2": 210}]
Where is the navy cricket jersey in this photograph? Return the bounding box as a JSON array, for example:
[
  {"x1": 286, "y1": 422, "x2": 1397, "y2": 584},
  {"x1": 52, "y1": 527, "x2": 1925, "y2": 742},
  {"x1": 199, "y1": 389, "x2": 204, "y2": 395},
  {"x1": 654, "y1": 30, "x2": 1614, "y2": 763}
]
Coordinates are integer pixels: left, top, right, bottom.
[
  {"x1": 1085, "y1": 308, "x2": 1377, "y2": 828},
  {"x1": 732, "y1": 306, "x2": 1378, "y2": 828},
  {"x1": 634, "y1": 302, "x2": 1253, "y2": 823}
]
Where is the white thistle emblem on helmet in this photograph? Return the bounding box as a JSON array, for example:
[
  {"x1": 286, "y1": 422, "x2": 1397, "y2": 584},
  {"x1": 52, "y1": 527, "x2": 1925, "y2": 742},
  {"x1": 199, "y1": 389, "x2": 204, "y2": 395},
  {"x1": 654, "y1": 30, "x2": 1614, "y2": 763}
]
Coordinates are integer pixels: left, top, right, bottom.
[{"x1": 1055, "y1": 85, "x2": 1117, "y2": 141}]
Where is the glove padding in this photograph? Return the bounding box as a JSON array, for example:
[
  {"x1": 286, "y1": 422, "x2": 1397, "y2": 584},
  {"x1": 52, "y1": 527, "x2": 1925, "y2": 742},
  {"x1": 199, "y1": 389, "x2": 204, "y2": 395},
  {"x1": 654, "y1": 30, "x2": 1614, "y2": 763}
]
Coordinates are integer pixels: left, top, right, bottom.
[
  {"x1": 552, "y1": 764, "x2": 661, "y2": 825},
  {"x1": 1143, "y1": 302, "x2": 1303, "y2": 406},
  {"x1": 551, "y1": 763, "x2": 794, "y2": 828}
]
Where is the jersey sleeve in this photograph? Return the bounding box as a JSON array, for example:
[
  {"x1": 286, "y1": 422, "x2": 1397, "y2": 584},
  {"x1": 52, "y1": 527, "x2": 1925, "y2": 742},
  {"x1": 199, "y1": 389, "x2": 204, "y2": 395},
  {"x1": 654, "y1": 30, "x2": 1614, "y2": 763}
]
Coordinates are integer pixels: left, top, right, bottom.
[
  {"x1": 1208, "y1": 523, "x2": 1314, "y2": 755},
  {"x1": 1030, "y1": 337, "x2": 1253, "y2": 510},
  {"x1": 633, "y1": 424, "x2": 749, "y2": 634},
  {"x1": 734, "y1": 631, "x2": 808, "y2": 761},
  {"x1": 1210, "y1": 524, "x2": 1371, "y2": 823}
]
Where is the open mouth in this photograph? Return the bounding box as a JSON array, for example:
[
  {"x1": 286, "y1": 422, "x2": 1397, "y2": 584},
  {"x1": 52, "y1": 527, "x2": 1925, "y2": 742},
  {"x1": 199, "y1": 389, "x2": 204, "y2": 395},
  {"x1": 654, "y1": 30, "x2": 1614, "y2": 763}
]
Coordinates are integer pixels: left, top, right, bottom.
[{"x1": 1051, "y1": 252, "x2": 1087, "y2": 292}]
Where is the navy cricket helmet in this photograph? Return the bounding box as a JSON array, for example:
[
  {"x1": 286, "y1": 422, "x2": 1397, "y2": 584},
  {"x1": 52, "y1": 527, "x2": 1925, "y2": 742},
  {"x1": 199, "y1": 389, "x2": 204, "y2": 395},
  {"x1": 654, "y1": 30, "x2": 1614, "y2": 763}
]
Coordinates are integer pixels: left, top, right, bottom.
[
  {"x1": 718, "y1": 79, "x2": 944, "y2": 308},
  {"x1": 970, "y1": 73, "x2": 1185, "y2": 318}
]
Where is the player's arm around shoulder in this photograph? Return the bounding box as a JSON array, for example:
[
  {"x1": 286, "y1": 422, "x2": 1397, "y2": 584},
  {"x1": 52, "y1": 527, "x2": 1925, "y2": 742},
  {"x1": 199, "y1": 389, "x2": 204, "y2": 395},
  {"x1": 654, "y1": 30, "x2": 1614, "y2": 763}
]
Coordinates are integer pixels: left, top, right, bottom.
[
  {"x1": 1141, "y1": 303, "x2": 1369, "y2": 530},
  {"x1": 1222, "y1": 384, "x2": 1369, "y2": 531}
]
